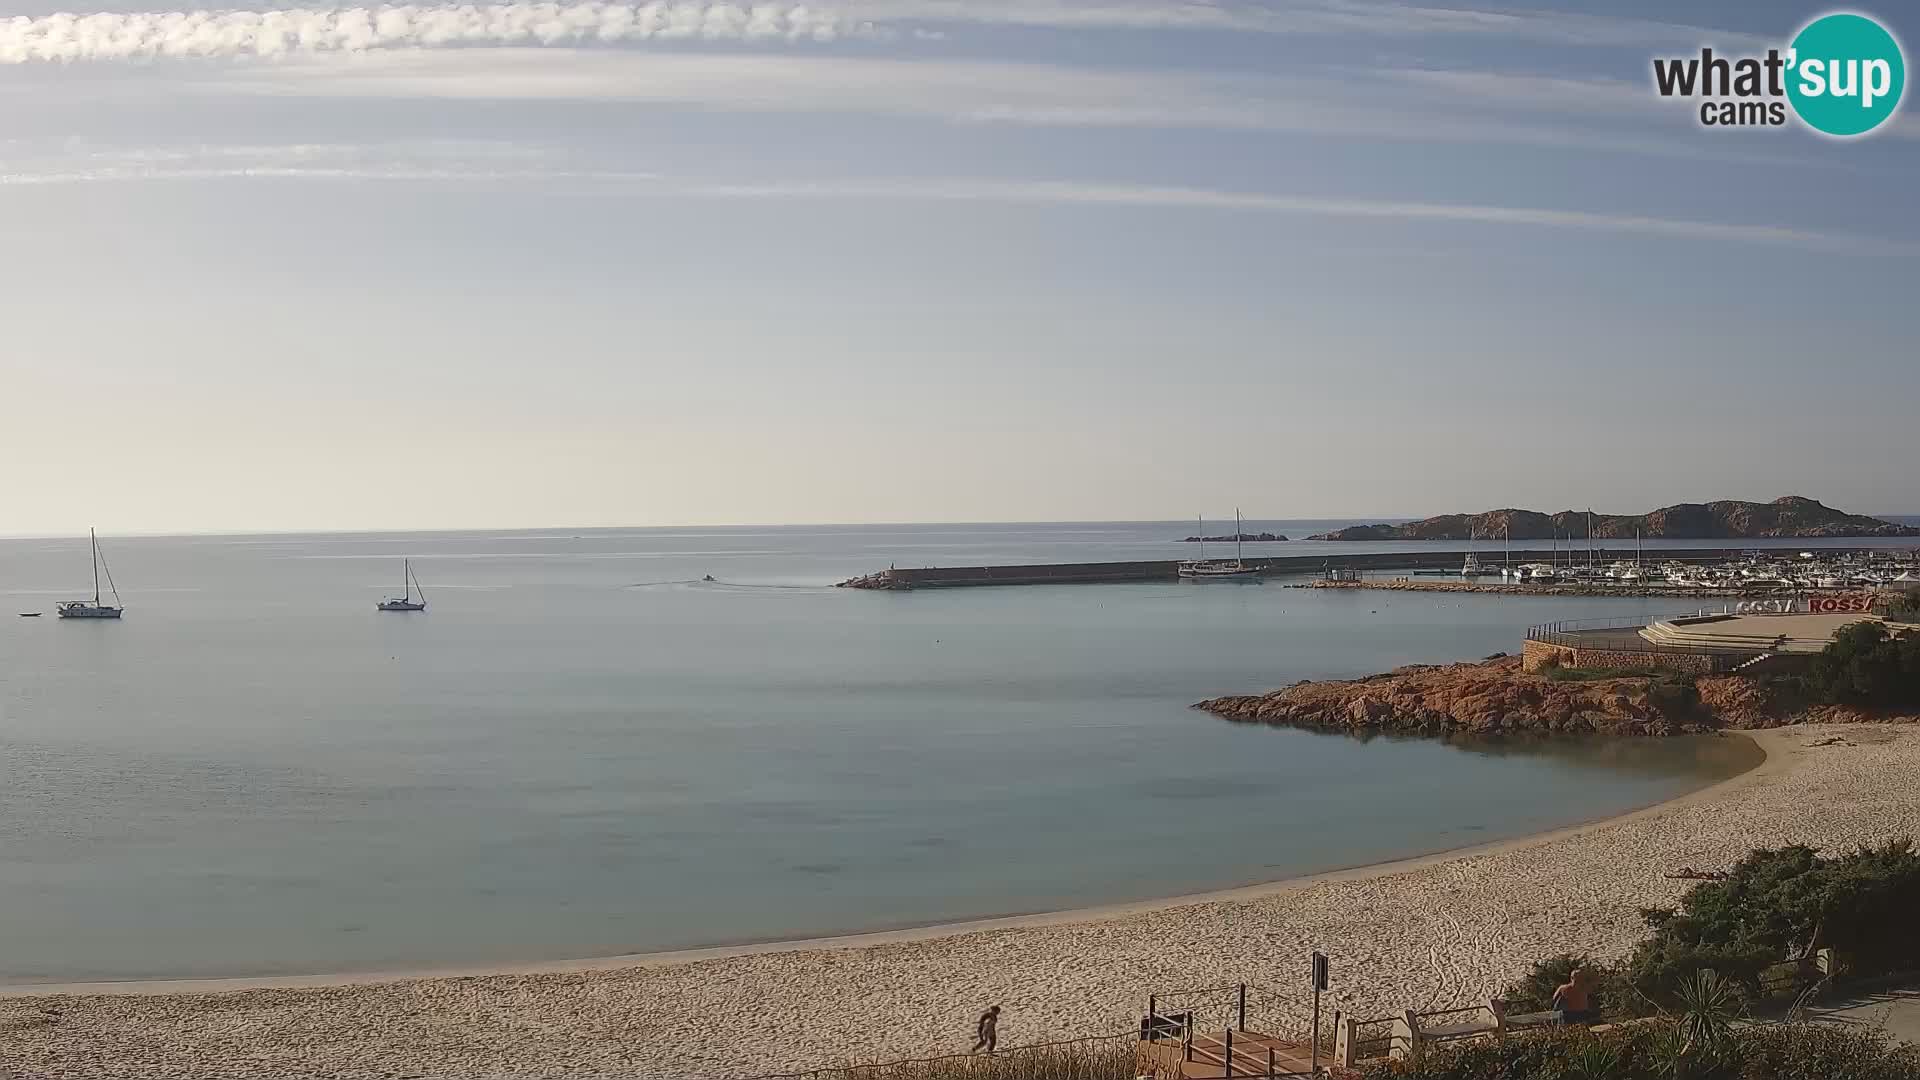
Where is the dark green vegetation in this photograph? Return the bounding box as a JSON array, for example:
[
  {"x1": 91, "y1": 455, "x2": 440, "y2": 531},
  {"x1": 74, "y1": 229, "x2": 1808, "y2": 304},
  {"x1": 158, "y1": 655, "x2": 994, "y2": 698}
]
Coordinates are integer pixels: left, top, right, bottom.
[
  {"x1": 1358, "y1": 1020, "x2": 1920, "y2": 1080},
  {"x1": 1504, "y1": 842, "x2": 1920, "y2": 1019},
  {"x1": 1750, "y1": 622, "x2": 1920, "y2": 715},
  {"x1": 1461, "y1": 843, "x2": 1920, "y2": 1077},
  {"x1": 1802, "y1": 623, "x2": 1920, "y2": 709}
]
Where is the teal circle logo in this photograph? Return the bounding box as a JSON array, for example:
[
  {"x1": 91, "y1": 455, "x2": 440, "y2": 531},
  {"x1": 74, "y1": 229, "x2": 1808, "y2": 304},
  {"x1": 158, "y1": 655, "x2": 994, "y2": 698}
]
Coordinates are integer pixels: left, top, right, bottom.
[{"x1": 1786, "y1": 12, "x2": 1906, "y2": 136}]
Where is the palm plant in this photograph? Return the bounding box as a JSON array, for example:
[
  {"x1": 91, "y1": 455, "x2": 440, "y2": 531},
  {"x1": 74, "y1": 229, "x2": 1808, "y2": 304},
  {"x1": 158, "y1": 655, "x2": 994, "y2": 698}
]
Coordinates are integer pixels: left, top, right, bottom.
[
  {"x1": 1649, "y1": 969, "x2": 1742, "y2": 1080},
  {"x1": 1566, "y1": 1039, "x2": 1624, "y2": 1080}
]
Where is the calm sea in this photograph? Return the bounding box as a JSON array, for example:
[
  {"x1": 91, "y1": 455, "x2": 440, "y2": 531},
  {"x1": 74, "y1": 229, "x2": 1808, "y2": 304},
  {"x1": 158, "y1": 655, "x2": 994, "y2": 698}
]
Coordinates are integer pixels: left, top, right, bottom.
[{"x1": 6, "y1": 519, "x2": 1898, "y2": 982}]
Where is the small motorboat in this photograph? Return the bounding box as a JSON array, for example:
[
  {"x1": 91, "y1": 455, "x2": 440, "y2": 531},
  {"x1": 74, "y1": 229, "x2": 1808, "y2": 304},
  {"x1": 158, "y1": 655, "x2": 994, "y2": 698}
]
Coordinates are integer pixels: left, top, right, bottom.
[{"x1": 18, "y1": 612, "x2": 41, "y2": 617}]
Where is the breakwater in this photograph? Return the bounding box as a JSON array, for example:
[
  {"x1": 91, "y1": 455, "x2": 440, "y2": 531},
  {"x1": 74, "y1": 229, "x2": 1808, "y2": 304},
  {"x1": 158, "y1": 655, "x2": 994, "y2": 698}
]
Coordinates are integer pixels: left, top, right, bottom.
[{"x1": 836, "y1": 548, "x2": 1780, "y2": 590}]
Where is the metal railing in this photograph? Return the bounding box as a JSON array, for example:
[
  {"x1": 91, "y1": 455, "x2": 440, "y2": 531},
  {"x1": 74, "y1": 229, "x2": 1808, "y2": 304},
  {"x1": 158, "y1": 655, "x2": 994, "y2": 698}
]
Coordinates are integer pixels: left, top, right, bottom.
[
  {"x1": 1525, "y1": 611, "x2": 1748, "y2": 655},
  {"x1": 1342, "y1": 1015, "x2": 1399, "y2": 1062}
]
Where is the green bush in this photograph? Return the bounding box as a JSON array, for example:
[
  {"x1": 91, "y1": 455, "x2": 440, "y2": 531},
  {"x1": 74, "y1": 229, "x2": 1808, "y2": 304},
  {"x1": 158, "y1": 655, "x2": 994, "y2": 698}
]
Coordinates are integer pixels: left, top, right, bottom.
[
  {"x1": 1356, "y1": 1020, "x2": 1920, "y2": 1080},
  {"x1": 1805, "y1": 622, "x2": 1920, "y2": 708},
  {"x1": 1502, "y1": 954, "x2": 1632, "y2": 1020},
  {"x1": 1624, "y1": 840, "x2": 1920, "y2": 1008}
]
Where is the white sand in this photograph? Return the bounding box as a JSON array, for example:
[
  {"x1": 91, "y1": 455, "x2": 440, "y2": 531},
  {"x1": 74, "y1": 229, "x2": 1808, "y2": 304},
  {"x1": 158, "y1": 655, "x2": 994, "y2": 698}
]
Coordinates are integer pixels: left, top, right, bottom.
[{"x1": 3, "y1": 725, "x2": 1916, "y2": 1079}]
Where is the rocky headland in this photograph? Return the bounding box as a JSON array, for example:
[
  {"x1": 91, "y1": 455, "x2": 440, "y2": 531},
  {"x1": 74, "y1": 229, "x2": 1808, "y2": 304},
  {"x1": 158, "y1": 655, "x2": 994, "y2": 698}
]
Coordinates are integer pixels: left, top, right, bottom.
[
  {"x1": 1307, "y1": 496, "x2": 1919, "y2": 541},
  {"x1": 1194, "y1": 656, "x2": 1903, "y2": 737}
]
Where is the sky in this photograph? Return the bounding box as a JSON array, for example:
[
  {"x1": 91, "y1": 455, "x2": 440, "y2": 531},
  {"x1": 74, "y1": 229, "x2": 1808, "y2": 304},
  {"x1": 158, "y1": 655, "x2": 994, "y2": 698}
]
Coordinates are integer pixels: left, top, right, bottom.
[{"x1": 1, "y1": 0, "x2": 1914, "y2": 533}]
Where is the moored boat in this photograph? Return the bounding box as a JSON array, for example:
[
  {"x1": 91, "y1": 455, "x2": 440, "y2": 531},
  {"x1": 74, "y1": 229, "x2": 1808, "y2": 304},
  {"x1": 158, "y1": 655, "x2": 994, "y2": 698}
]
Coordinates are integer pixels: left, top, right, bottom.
[
  {"x1": 57, "y1": 529, "x2": 124, "y2": 620},
  {"x1": 377, "y1": 559, "x2": 428, "y2": 612}
]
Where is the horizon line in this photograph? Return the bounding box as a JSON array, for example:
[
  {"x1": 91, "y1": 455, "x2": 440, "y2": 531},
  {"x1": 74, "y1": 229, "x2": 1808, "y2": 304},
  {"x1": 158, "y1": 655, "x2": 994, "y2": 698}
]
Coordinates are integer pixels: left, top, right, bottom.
[{"x1": 4, "y1": 510, "x2": 1917, "y2": 543}]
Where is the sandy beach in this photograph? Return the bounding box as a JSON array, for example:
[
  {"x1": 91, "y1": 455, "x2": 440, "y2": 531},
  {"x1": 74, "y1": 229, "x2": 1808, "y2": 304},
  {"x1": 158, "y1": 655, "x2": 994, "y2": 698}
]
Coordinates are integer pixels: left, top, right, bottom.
[{"x1": 3, "y1": 724, "x2": 1916, "y2": 1079}]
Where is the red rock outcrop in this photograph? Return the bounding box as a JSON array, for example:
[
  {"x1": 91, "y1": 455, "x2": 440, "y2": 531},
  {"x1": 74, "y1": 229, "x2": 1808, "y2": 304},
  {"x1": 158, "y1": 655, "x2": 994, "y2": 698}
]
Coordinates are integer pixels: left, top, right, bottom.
[
  {"x1": 1197, "y1": 657, "x2": 1714, "y2": 737},
  {"x1": 1199, "y1": 658, "x2": 1920, "y2": 737}
]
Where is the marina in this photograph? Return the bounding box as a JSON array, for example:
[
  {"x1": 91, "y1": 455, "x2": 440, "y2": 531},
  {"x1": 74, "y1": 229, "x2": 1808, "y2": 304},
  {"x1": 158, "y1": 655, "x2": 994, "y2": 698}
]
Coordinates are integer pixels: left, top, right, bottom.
[{"x1": 839, "y1": 546, "x2": 1920, "y2": 593}]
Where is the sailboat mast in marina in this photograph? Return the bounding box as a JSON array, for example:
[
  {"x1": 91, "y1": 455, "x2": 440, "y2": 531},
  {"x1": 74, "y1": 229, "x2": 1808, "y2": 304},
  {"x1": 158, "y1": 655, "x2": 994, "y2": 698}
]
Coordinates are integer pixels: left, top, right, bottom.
[
  {"x1": 377, "y1": 559, "x2": 428, "y2": 612},
  {"x1": 56, "y1": 529, "x2": 124, "y2": 619}
]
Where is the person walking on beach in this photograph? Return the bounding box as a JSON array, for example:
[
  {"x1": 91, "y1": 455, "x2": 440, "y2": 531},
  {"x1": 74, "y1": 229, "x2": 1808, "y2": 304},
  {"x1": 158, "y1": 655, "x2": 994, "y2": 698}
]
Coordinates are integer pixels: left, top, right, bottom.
[{"x1": 970, "y1": 1005, "x2": 1000, "y2": 1054}]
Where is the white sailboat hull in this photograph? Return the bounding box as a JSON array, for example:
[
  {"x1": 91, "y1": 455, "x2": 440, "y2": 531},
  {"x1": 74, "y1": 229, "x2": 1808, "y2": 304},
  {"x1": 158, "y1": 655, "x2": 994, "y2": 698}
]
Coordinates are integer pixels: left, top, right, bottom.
[
  {"x1": 61, "y1": 529, "x2": 124, "y2": 619},
  {"x1": 1179, "y1": 563, "x2": 1263, "y2": 579},
  {"x1": 379, "y1": 558, "x2": 428, "y2": 611},
  {"x1": 56, "y1": 603, "x2": 122, "y2": 619}
]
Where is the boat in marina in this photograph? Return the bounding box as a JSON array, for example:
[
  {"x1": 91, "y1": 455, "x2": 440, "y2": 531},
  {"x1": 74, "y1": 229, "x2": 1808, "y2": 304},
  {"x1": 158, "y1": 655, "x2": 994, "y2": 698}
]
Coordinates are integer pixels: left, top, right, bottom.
[
  {"x1": 377, "y1": 559, "x2": 428, "y2": 612},
  {"x1": 1180, "y1": 510, "x2": 1263, "y2": 580},
  {"x1": 56, "y1": 529, "x2": 124, "y2": 619}
]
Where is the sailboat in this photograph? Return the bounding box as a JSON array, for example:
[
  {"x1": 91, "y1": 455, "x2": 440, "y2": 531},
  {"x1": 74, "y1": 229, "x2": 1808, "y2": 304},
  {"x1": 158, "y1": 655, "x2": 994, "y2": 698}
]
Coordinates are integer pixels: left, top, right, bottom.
[
  {"x1": 1461, "y1": 526, "x2": 1486, "y2": 576},
  {"x1": 377, "y1": 559, "x2": 428, "y2": 612},
  {"x1": 1180, "y1": 510, "x2": 1263, "y2": 580},
  {"x1": 57, "y1": 529, "x2": 124, "y2": 619}
]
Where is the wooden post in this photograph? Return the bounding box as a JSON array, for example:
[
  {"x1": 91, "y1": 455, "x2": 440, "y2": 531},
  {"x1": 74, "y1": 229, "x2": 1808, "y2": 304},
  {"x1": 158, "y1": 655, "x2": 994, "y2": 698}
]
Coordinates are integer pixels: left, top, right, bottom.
[
  {"x1": 1224, "y1": 1025, "x2": 1234, "y2": 1078},
  {"x1": 1237, "y1": 984, "x2": 1247, "y2": 1032}
]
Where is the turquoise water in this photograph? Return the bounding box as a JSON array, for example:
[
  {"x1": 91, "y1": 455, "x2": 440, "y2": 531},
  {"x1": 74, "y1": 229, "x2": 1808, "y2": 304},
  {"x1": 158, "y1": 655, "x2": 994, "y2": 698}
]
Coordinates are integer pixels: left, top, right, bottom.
[{"x1": 0, "y1": 522, "x2": 1804, "y2": 981}]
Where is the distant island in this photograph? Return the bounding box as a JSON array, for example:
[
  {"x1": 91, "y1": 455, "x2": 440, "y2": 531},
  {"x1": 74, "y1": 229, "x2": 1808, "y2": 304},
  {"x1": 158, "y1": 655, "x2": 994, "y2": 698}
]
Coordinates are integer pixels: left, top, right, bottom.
[
  {"x1": 1307, "y1": 496, "x2": 1919, "y2": 541},
  {"x1": 1180, "y1": 531, "x2": 1288, "y2": 543}
]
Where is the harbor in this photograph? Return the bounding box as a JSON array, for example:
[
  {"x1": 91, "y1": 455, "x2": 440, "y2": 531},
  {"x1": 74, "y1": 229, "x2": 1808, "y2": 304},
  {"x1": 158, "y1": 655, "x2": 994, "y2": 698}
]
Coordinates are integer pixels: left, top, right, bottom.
[{"x1": 838, "y1": 546, "x2": 1920, "y2": 593}]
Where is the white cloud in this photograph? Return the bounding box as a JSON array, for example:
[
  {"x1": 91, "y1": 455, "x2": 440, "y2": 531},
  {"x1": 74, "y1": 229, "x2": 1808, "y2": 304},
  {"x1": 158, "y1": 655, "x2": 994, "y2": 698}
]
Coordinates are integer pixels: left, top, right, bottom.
[
  {"x1": 0, "y1": 137, "x2": 656, "y2": 184},
  {"x1": 3, "y1": 148, "x2": 1899, "y2": 258},
  {"x1": 0, "y1": 0, "x2": 1771, "y2": 66},
  {"x1": 847, "y1": 0, "x2": 1770, "y2": 50},
  {"x1": 187, "y1": 50, "x2": 1815, "y2": 169},
  {"x1": 688, "y1": 178, "x2": 1920, "y2": 256},
  {"x1": 0, "y1": 2, "x2": 873, "y2": 63}
]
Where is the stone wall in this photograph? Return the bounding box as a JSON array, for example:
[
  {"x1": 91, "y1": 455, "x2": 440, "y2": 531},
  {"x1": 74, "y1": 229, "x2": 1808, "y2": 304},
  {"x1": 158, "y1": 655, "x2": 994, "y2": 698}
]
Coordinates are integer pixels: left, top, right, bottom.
[{"x1": 1522, "y1": 638, "x2": 1723, "y2": 674}]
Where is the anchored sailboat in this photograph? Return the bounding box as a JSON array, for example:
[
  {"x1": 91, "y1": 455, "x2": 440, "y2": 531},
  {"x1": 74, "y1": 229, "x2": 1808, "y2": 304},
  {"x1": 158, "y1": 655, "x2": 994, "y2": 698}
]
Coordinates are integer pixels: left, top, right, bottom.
[
  {"x1": 377, "y1": 559, "x2": 428, "y2": 612},
  {"x1": 1180, "y1": 509, "x2": 1263, "y2": 580},
  {"x1": 57, "y1": 529, "x2": 124, "y2": 619}
]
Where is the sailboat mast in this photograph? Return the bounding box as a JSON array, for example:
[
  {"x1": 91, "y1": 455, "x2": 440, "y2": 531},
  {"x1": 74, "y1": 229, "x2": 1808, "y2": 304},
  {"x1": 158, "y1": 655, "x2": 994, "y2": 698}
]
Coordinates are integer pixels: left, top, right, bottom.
[
  {"x1": 91, "y1": 528, "x2": 100, "y2": 604},
  {"x1": 1197, "y1": 515, "x2": 1206, "y2": 562},
  {"x1": 1235, "y1": 508, "x2": 1244, "y2": 567},
  {"x1": 404, "y1": 559, "x2": 413, "y2": 601}
]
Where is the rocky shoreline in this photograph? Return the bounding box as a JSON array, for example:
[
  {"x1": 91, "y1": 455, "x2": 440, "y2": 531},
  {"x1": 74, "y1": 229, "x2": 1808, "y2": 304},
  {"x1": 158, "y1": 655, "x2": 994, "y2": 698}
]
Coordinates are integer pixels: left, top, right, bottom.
[{"x1": 1194, "y1": 656, "x2": 1897, "y2": 737}]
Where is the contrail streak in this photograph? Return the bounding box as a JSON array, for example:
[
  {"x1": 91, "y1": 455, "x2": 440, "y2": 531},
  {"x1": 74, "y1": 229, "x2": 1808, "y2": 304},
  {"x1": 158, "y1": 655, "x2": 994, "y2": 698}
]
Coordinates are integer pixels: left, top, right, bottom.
[{"x1": 0, "y1": 2, "x2": 869, "y2": 63}]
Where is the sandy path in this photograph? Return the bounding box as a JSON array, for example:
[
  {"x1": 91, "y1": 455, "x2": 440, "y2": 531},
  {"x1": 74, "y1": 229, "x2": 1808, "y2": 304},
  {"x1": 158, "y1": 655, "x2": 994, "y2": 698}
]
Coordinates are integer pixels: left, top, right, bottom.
[{"x1": 2, "y1": 725, "x2": 1914, "y2": 1079}]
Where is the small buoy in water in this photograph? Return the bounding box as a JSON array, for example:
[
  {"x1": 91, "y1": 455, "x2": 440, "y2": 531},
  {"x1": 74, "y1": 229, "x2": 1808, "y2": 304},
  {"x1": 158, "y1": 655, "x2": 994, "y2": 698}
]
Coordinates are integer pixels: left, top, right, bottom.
[{"x1": 702, "y1": 574, "x2": 716, "y2": 582}]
